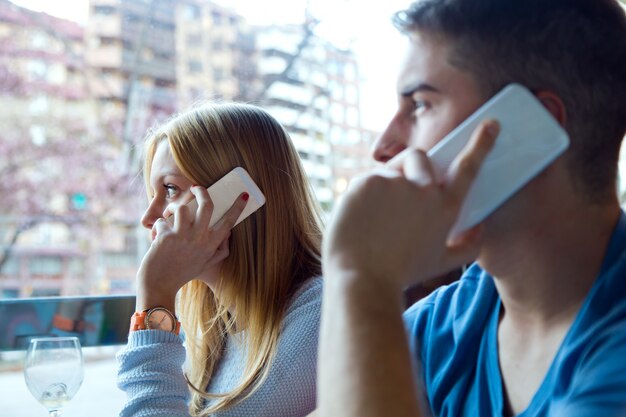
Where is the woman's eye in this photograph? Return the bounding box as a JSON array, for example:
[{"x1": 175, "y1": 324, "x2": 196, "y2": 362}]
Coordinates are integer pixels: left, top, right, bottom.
[{"x1": 164, "y1": 184, "x2": 178, "y2": 198}]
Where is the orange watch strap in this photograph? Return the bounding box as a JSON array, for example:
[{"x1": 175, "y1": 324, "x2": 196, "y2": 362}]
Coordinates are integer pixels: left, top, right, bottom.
[
  {"x1": 129, "y1": 311, "x2": 148, "y2": 332},
  {"x1": 129, "y1": 309, "x2": 181, "y2": 335}
]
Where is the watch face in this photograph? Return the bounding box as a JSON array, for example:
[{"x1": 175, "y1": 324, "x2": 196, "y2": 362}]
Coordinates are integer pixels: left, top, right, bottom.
[{"x1": 145, "y1": 308, "x2": 175, "y2": 332}]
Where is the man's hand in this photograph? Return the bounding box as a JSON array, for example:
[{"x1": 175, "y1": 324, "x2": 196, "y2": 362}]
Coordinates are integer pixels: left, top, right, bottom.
[
  {"x1": 317, "y1": 120, "x2": 499, "y2": 417},
  {"x1": 323, "y1": 120, "x2": 499, "y2": 292}
]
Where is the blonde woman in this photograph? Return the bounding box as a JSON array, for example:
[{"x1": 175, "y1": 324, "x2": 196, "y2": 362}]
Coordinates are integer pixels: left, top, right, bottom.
[{"x1": 117, "y1": 103, "x2": 323, "y2": 417}]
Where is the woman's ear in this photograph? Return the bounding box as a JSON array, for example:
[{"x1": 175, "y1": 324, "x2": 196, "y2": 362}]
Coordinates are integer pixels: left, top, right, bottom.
[{"x1": 535, "y1": 90, "x2": 567, "y2": 126}]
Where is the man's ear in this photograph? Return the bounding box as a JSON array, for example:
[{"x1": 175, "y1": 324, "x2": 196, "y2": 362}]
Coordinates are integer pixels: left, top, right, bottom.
[{"x1": 535, "y1": 90, "x2": 567, "y2": 127}]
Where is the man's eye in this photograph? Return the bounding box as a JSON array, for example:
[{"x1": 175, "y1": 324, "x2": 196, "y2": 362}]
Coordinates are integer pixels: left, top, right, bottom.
[{"x1": 414, "y1": 100, "x2": 428, "y2": 115}]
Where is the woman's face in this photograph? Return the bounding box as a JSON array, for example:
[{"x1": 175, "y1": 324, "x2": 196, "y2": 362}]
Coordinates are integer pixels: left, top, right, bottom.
[
  {"x1": 141, "y1": 140, "x2": 195, "y2": 231},
  {"x1": 142, "y1": 140, "x2": 225, "y2": 288}
]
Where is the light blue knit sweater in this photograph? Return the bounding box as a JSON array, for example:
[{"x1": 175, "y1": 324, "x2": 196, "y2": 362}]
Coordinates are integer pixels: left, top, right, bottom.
[{"x1": 117, "y1": 277, "x2": 322, "y2": 417}]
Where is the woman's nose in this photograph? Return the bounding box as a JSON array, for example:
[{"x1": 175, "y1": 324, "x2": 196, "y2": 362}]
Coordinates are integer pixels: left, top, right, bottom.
[{"x1": 141, "y1": 198, "x2": 164, "y2": 230}]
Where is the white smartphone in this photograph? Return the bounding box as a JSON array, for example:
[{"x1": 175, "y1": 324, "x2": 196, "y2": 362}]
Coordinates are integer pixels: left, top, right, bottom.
[
  {"x1": 427, "y1": 83, "x2": 570, "y2": 238},
  {"x1": 166, "y1": 167, "x2": 266, "y2": 228}
]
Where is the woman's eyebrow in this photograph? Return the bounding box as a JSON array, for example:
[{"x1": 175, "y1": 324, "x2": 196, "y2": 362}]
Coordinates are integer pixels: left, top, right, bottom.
[{"x1": 158, "y1": 171, "x2": 187, "y2": 179}]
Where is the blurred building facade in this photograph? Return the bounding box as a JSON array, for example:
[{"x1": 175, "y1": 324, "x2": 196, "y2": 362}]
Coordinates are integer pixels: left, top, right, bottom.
[
  {"x1": 255, "y1": 24, "x2": 334, "y2": 208},
  {"x1": 255, "y1": 23, "x2": 376, "y2": 209},
  {"x1": 0, "y1": 0, "x2": 93, "y2": 297},
  {"x1": 324, "y1": 44, "x2": 377, "y2": 199},
  {"x1": 86, "y1": 0, "x2": 178, "y2": 149},
  {"x1": 0, "y1": 0, "x2": 376, "y2": 298},
  {"x1": 175, "y1": 0, "x2": 258, "y2": 106}
]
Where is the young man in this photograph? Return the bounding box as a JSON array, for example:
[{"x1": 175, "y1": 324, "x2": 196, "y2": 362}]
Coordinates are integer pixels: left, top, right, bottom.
[{"x1": 317, "y1": 0, "x2": 626, "y2": 416}]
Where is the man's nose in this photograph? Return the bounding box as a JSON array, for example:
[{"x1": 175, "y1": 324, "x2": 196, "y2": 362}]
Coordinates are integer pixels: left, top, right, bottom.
[{"x1": 371, "y1": 120, "x2": 410, "y2": 163}]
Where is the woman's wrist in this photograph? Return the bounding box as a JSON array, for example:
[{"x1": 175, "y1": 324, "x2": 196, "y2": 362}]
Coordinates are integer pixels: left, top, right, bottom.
[
  {"x1": 135, "y1": 268, "x2": 177, "y2": 312},
  {"x1": 135, "y1": 288, "x2": 177, "y2": 313}
]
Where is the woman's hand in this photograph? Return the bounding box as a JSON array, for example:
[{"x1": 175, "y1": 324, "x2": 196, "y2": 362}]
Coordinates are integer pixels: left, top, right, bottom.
[{"x1": 135, "y1": 186, "x2": 249, "y2": 312}]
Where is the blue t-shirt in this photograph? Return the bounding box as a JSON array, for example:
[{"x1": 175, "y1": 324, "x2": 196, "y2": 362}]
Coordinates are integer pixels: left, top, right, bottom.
[{"x1": 404, "y1": 212, "x2": 626, "y2": 417}]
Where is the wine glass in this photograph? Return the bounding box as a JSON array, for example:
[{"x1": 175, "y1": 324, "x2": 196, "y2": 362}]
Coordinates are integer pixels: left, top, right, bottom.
[{"x1": 23, "y1": 337, "x2": 84, "y2": 417}]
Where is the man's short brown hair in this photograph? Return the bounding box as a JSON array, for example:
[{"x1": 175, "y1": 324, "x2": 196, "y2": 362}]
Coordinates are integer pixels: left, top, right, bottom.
[{"x1": 395, "y1": 0, "x2": 626, "y2": 203}]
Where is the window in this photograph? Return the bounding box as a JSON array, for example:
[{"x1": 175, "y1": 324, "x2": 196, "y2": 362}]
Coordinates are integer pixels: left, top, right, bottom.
[
  {"x1": 212, "y1": 39, "x2": 224, "y2": 51},
  {"x1": 214, "y1": 67, "x2": 225, "y2": 81},
  {"x1": 346, "y1": 106, "x2": 360, "y2": 127},
  {"x1": 94, "y1": 5, "x2": 115, "y2": 16},
  {"x1": 30, "y1": 31, "x2": 47, "y2": 49},
  {"x1": 330, "y1": 102, "x2": 345, "y2": 124},
  {"x1": 187, "y1": 33, "x2": 202, "y2": 46},
  {"x1": 183, "y1": 4, "x2": 201, "y2": 20},
  {"x1": 344, "y1": 62, "x2": 357, "y2": 81},
  {"x1": 188, "y1": 60, "x2": 203, "y2": 73},
  {"x1": 345, "y1": 84, "x2": 358, "y2": 105},
  {"x1": 0, "y1": 0, "x2": 422, "y2": 414},
  {"x1": 212, "y1": 11, "x2": 222, "y2": 25},
  {"x1": 27, "y1": 60, "x2": 47, "y2": 80}
]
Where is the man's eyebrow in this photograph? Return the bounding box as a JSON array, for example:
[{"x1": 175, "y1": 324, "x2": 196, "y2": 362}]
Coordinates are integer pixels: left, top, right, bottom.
[{"x1": 400, "y1": 82, "x2": 440, "y2": 97}]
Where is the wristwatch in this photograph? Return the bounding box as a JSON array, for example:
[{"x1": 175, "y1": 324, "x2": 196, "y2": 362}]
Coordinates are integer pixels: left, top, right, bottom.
[{"x1": 129, "y1": 306, "x2": 181, "y2": 335}]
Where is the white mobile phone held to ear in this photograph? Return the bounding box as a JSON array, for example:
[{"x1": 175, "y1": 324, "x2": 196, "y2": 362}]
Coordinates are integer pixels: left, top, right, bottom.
[
  {"x1": 427, "y1": 83, "x2": 570, "y2": 238},
  {"x1": 166, "y1": 167, "x2": 266, "y2": 228}
]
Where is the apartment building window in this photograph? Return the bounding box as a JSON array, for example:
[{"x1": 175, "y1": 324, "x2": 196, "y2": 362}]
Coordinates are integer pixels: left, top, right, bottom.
[
  {"x1": 154, "y1": 52, "x2": 173, "y2": 62},
  {"x1": 330, "y1": 102, "x2": 345, "y2": 124},
  {"x1": 346, "y1": 106, "x2": 359, "y2": 126},
  {"x1": 344, "y1": 62, "x2": 357, "y2": 81},
  {"x1": 31, "y1": 288, "x2": 61, "y2": 297},
  {"x1": 330, "y1": 60, "x2": 344, "y2": 77},
  {"x1": 214, "y1": 67, "x2": 225, "y2": 81},
  {"x1": 328, "y1": 80, "x2": 342, "y2": 100},
  {"x1": 30, "y1": 32, "x2": 47, "y2": 49},
  {"x1": 187, "y1": 33, "x2": 202, "y2": 46},
  {"x1": 29, "y1": 256, "x2": 62, "y2": 275},
  {"x1": 345, "y1": 84, "x2": 358, "y2": 105},
  {"x1": 125, "y1": 13, "x2": 140, "y2": 24},
  {"x1": 188, "y1": 60, "x2": 203, "y2": 73},
  {"x1": 212, "y1": 39, "x2": 224, "y2": 51},
  {"x1": 28, "y1": 96, "x2": 48, "y2": 115},
  {"x1": 182, "y1": 4, "x2": 200, "y2": 20},
  {"x1": 330, "y1": 126, "x2": 343, "y2": 143},
  {"x1": 100, "y1": 36, "x2": 116, "y2": 46},
  {"x1": 347, "y1": 128, "x2": 361, "y2": 144},
  {"x1": 27, "y1": 60, "x2": 46, "y2": 80},
  {"x1": 211, "y1": 11, "x2": 222, "y2": 25},
  {"x1": 94, "y1": 5, "x2": 115, "y2": 16}
]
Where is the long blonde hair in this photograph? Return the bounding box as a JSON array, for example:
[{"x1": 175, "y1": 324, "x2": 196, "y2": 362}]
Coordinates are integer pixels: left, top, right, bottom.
[{"x1": 142, "y1": 103, "x2": 323, "y2": 415}]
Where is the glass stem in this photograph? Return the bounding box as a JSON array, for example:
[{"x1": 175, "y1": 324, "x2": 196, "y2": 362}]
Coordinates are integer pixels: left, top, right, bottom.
[{"x1": 49, "y1": 411, "x2": 62, "y2": 417}]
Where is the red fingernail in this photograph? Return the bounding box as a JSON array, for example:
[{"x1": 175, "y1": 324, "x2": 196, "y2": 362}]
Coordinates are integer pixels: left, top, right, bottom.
[{"x1": 242, "y1": 192, "x2": 249, "y2": 201}]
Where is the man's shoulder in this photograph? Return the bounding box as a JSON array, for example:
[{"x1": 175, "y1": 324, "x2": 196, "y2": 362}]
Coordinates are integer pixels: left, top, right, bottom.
[
  {"x1": 404, "y1": 264, "x2": 494, "y2": 319},
  {"x1": 403, "y1": 264, "x2": 497, "y2": 344}
]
